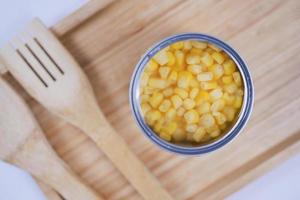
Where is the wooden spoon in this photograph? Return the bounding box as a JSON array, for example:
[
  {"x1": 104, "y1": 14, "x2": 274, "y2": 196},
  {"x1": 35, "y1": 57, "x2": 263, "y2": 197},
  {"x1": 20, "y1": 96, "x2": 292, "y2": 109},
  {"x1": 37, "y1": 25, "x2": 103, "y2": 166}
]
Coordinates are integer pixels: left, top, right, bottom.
[{"x1": 0, "y1": 77, "x2": 103, "y2": 200}]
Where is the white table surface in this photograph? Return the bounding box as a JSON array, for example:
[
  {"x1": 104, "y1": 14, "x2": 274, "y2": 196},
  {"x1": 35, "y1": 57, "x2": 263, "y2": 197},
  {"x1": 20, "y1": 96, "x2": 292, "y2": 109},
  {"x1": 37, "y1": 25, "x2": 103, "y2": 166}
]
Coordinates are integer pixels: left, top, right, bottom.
[{"x1": 0, "y1": 0, "x2": 299, "y2": 199}]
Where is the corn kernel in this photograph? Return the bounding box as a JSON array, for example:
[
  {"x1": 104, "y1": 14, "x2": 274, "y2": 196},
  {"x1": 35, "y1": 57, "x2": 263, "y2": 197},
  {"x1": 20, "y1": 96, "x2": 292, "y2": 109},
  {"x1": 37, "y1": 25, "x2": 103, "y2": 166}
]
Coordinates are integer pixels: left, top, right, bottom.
[
  {"x1": 197, "y1": 72, "x2": 213, "y2": 82},
  {"x1": 191, "y1": 41, "x2": 207, "y2": 49},
  {"x1": 206, "y1": 48, "x2": 214, "y2": 54},
  {"x1": 140, "y1": 94, "x2": 150, "y2": 103},
  {"x1": 140, "y1": 73, "x2": 149, "y2": 87},
  {"x1": 187, "y1": 64, "x2": 202, "y2": 74},
  {"x1": 211, "y1": 99, "x2": 225, "y2": 112},
  {"x1": 201, "y1": 52, "x2": 214, "y2": 66},
  {"x1": 213, "y1": 112, "x2": 227, "y2": 125},
  {"x1": 208, "y1": 44, "x2": 221, "y2": 52},
  {"x1": 159, "y1": 132, "x2": 171, "y2": 141},
  {"x1": 200, "y1": 81, "x2": 218, "y2": 90},
  {"x1": 223, "y1": 60, "x2": 236, "y2": 75},
  {"x1": 162, "y1": 88, "x2": 173, "y2": 97},
  {"x1": 176, "y1": 107, "x2": 186, "y2": 116},
  {"x1": 162, "y1": 122, "x2": 177, "y2": 135},
  {"x1": 211, "y1": 52, "x2": 225, "y2": 64},
  {"x1": 193, "y1": 127, "x2": 206, "y2": 142},
  {"x1": 183, "y1": 41, "x2": 192, "y2": 50},
  {"x1": 186, "y1": 54, "x2": 201, "y2": 65},
  {"x1": 211, "y1": 64, "x2": 224, "y2": 79},
  {"x1": 233, "y1": 96, "x2": 243, "y2": 108},
  {"x1": 141, "y1": 103, "x2": 151, "y2": 115},
  {"x1": 154, "y1": 119, "x2": 164, "y2": 132},
  {"x1": 184, "y1": 109, "x2": 199, "y2": 124},
  {"x1": 222, "y1": 106, "x2": 236, "y2": 121},
  {"x1": 186, "y1": 124, "x2": 198, "y2": 133},
  {"x1": 159, "y1": 66, "x2": 171, "y2": 79},
  {"x1": 235, "y1": 89, "x2": 244, "y2": 96},
  {"x1": 195, "y1": 91, "x2": 210, "y2": 105},
  {"x1": 183, "y1": 98, "x2": 196, "y2": 110},
  {"x1": 222, "y1": 76, "x2": 233, "y2": 84},
  {"x1": 200, "y1": 113, "x2": 215, "y2": 128},
  {"x1": 171, "y1": 41, "x2": 184, "y2": 50},
  {"x1": 149, "y1": 92, "x2": 163, "y2": 108},
  {"x1": 174, "y1": 50, "x2": 185, "y2": 70},
  {"x1": 201, "y1": 134, "x2": 211, "y2": 142},
  {"x1": 143, "y1": 87, "x2": 158, "y2": 95},
  {"x1": 210, "y1": 129, "x2": 221, "y2": 138},
  {"x1": 190, "y1": 88, "x2": 200, "y2": 99},
  {"x1": 224, "y1": 83, "x2": 238, "y2": 94},
  {"x1": 209, "y1": 88, "x2": 223, "y2": 101},
  {"x1": 177, "y1": 71, "x2": 193, "y2": 89},
  {"x1": 196, "y1": 102, "x2": 210, "y2": 114},
  {"x1": 167, "y1": 52, "x2": 176, "y2": 66},
  {"x1": 173, "y1": 128, "x2": 186, "y2": 141},
  {"x1": 205, "y1": 124, "x2": 218, "y2": 134},
  {"x1": 159, "y1": 99, "x2": 171, "y2": 112},
  {"x1": 233, "y1": 72, "x2": 242, "y2": 86},
  {"x1": 168, "y1": 70, "x2": 178, "y2": 82},
  {"x1": 190, "y1": 48, "x2": 203, "y2": 55},
  {"x1": 186, "y1": 133, "x2": 195, "y2": 142},
  {"x1": 174, "y1": 88, "x2": 188, "y2": 99},
  {"x1": 223, "y1": 93, "x2": 235, "y2": 105},
  {"x1": 148, "y1": 78, "x2": 168, "y2": 89},
  {"x1": 171, "y1": 95, "x2": 183, "y2": 109},
  {"x1": 145, "y1": 59, "x2": 158, "y2": 72},
  {"x1": 190, "y1": 78, "x2": 199, "y2": 88},
  {"x1": 153, "y1": 49, "x2": 168, "y2": 65},
  {"x1": 145, "y1": 110, "x2": 161, "y2": 125},
  {"x1": 166, "y1": 108, "x2": 176, "y2": 120}
]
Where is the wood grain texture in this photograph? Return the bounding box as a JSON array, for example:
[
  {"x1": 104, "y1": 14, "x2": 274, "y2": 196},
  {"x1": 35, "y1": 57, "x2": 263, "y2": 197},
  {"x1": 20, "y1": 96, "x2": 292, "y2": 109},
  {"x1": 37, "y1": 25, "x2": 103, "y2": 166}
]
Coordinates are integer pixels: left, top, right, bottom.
[{"x1": 3, "y1": 0, "x2": 300, "y2": 199}]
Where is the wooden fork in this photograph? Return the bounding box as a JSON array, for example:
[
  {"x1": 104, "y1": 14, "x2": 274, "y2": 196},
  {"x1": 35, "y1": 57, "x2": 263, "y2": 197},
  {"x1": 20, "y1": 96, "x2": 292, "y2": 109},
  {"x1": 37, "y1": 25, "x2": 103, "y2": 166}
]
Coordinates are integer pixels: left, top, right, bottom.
[
  {"x1": 0, "y1": 77, "x2": 102, "y2": 200},
  {"x1": 0, "y1": 18, "x2": 173, "y2": 200}
]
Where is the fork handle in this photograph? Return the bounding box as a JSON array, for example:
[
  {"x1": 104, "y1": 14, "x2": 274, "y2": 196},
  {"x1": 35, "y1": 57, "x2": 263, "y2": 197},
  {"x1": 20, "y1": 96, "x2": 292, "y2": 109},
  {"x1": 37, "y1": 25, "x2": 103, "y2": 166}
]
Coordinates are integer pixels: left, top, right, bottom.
[{"x1": 8, "y1": 131, "x2": 103, "y2": 200}]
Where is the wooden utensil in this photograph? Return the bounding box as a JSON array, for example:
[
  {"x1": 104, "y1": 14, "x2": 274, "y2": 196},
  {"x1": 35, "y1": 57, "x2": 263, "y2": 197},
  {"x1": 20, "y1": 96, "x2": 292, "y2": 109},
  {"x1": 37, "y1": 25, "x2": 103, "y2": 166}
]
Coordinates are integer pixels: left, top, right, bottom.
[
  {"x1": 0, "y1": 77, "x2": 103, "y2": 200},
  {"x1": 0, "y1": 18, "x2": 173, "y2": 200}
]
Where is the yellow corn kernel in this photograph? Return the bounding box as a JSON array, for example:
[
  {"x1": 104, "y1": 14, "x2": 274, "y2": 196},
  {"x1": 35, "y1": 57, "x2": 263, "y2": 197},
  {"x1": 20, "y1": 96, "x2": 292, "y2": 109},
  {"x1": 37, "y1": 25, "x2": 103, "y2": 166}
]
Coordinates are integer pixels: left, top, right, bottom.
[
  {"x1": 176, "y1": 106, "x2": 186, "y2": 116},
  {"x1": 184, "y1": 109, "x2": 199, "y2": 124},
  {"x1": 158, "y1": 99, "x2": 171, "y2": 112},
  {"x1": 190, "y1": 48, "x2": 203, "y2": 55},
  {"x1": 223, "y1": 60, "x2": 236, "y2": 75},
  {"x1": 190, "y1": 78, "x2": 199, "y2": 88},
  {"x1": 153, "y1": 49, "x2": 168, "y2": 65},
  {"x1": 210, "y1": 129, "x2": 221, "y2": 138},
  {"x1": 224, "y1": 83, "x2": 238, "y2": 94},
  {"x1": 159, "y1": 132, "x2": 171, "y2": 141},
  {"x1": 205, "y1": 124, "x2": 218, "y2": 134},
  {"x1": 191, "y1": 41, "x2": 207, "y2": 49},
  {"x1": 206, "y1": 48, "x2": 214, "y2": 54},
  {"x1": 211, "y1": 99, "x2": 225, "y2": 112},
  {"x1": 197, "y1": 72, "x2": 213, "y2": 82},
  {"x1": 140, "y1": 73, "x2": 149, "y2": 87},
  {"x1": 190, "y1": 88, "x2": 200, "y2": 99},
  {"x1": 162, "y1": 88, "x2": 173, "y2": 97},
  {"x1": 200, "y1": 81, "x2": 218, "y2": 90},
  {"x1": 222, "y1": 106, "x2": 236, "y2": 121},
  {"x1": 168, "y1": 70, "x2": 178, "y2": 82},
  {"x1": 199, "y1": 113, "x2": 215, "y2": 128},
  {"x1": 140, "y1": 94, "x2": 150, "y2": 103},
  {"x1": 196, "y1": 102, "x2": 211, "y2": 114},
  {"x1": 153, "y1": 119, "x2": 164, "y2": 132},
  {"x1": 222, "y1": 75, "x2": 233, "y2": 84},
  {"x1": 186, "y1": 54, "x2": 201, "y2": 65},
  {"x1": 201, "y1": 134, "x2": 212, "y2": 142},
  {"x1": 166, "y1": 108, "x2": 176, "y2": 120},
  {"x1": 235, "y1": 89, "x2": 244, "y2": 96},
  {"x1": 193, "y1": 127, "x2": 206, "y2": 142},
  {"x1": 174, "y1": 88, "x2": 188, "y2": 99},
  {"x1": 233, "y1": 96, "x2": 243, "y2": 108},
  {"x1": 145, "y1": 59, "x2": 158, "y2": 72},
  {"x1": 213, "y1": 112, "x2": 227, "y2": 125},
  {"x1": 167, "y1": 52, "x2": 176, "y2": 66},
  {"x1": 201, "y1": 52, "x2": 214, "y2": 66},
  {"x1": 186, "y1": 124, "x2": 198, "y2": 133},
  {"x1": 159, "y1": 66, "x2": 171, "y2": 79},
  {"x1": 171, "y1": 41, "x2": 184, "y2": 50},
  {"x1": 208, "y1": 44, "x2": 221, "y2": 52},
  {"x1": 233, "y1": 72, "x2": 242, "y2": 86},
  {"x1": 223, "y1": 93, "x2": 235, "y2": 105},
  {"x1": 209, "y1": 88, "x2": 223, "y2": 101},
  {"x1": 187, "y1": 64, "x2": 202, "y2": 74},
  {"x1": 174, "y1": 50, "x2": 185, "y2": 70},
  {"x1": 145, "y1": 110, "x2": 161, "y2": 125},
  {"x1": 173, "y1": 128, "x2": 186, "y2": 142},
  {"x1": 148, "y1": 78, "x2": 168, "y2": 89},
  {"x1": 171, "y1": 95, "x2": 183, "y2": 109},
  {"x1": 143, "y1": 86, "x2": 157, "y2": 95},
  {"x1": 141, "y1": 103, "x2": 151, "y2": 115},
  {"x1": 211, "y1": 52, "x2": 225, "y2": 64},
  {"x1": 149, "y1": 92, "x2": 163, "y2": 108},
  {"x1": 183, "y1": 41, "x2": 192, "y2": 50},
  {"x1": 183, "y1": 98, "x2": 196, "y2": 110},
  {"x1": 211, "y1": 64, "x2": 224, "y2": 79},
  {"x1": 195, "y1": 90, "x2": 210, "y2": 105},
  {"x1": 162, "y1": 122, "x2": 177, "y2": 135},
  {"x1": 177, "y1": 71, "x2": 193, "y2": 89}
]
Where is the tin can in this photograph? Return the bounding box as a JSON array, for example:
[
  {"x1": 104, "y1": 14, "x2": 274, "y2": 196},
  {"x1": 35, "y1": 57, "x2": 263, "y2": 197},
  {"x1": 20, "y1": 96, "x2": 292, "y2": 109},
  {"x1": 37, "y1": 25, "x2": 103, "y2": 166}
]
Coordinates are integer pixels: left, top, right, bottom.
[{"x1": 129, "y1": 33, "x2": 254, "y2": 155}]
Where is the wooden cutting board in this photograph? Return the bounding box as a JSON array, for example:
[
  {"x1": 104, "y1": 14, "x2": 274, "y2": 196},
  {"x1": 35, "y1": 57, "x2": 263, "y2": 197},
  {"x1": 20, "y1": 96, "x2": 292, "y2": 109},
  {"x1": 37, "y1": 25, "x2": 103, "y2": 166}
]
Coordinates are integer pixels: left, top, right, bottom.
[{"x1": 3, "y1": 0, "x2": 300, "y2": 199}]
